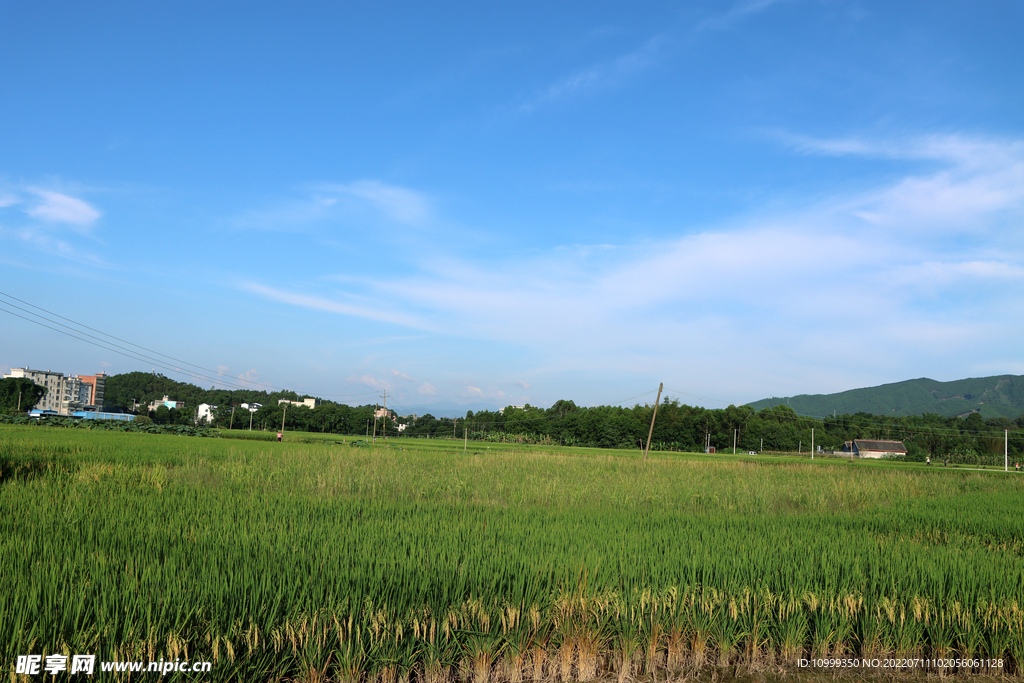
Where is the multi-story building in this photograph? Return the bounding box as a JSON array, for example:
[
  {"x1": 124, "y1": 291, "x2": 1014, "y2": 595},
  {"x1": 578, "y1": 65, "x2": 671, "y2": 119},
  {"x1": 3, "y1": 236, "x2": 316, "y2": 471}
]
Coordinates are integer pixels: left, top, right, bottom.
[
  {"x1": 147, "y1": 395, "x2": 186, "y2": 412},
  {"x1": 196, "y1": 403, "x2": 218, "y2": 425},
  {"x1": 3, "y1": 368, "x2": 99, "y2": 415},
  {"x1": 77, "y1": 373, "x2": 107, "y2": 410}
]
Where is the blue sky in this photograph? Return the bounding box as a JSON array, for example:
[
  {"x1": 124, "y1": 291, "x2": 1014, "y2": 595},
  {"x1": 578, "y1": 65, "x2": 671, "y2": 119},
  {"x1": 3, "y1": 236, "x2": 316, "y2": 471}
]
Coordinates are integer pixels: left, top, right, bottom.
[{"x1": 2, "y1": 0, "x2": 1023, "y2": 413}]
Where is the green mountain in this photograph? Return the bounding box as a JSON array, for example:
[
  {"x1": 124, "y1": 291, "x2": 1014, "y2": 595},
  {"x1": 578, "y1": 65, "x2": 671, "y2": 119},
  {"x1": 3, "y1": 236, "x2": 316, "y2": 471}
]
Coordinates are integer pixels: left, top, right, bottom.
[
  {"x1": 103, "y1": 371, "x2": 315, "y2": 412},
  {"x1": 748, "y1": 375, "x2": 1024, "y2": 419}
]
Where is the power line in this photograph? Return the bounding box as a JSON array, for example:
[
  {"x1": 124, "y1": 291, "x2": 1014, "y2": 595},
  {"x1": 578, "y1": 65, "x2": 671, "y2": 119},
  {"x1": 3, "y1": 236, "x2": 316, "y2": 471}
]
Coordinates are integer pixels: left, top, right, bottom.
[{"x1": 0, "y1": 293, "x2": 379, "y2": 400}]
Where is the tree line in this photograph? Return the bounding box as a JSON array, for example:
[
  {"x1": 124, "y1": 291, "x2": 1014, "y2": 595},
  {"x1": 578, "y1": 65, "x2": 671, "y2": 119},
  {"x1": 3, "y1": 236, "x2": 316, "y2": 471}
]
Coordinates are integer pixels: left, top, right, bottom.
[{"x1": 40, "y1": 373, "x2": 1024, "y2": 463}]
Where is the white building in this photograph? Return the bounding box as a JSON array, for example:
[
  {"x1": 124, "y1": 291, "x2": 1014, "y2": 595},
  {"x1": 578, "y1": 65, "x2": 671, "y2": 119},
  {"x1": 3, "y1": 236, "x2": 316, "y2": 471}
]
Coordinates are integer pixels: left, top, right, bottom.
[
  {"x1": 278, "y1": 398, "x2": 322, "y2": 409},
  {"x1": 240, "y1": 402, "x2": 262, "y2": 412},
  {"x1": 196, "y1": 403, "x2": 218, "y2": 425},
  {"x1": 147, "y1": 395, "x2": 185, "y2": 412}
]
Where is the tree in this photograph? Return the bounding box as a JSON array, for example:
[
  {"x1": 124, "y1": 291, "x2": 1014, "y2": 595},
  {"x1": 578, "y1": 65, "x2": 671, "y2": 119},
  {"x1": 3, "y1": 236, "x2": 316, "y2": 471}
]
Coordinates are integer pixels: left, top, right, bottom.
[{"x1": 0, "y1": 378, "x2": 46, "y2": 413}]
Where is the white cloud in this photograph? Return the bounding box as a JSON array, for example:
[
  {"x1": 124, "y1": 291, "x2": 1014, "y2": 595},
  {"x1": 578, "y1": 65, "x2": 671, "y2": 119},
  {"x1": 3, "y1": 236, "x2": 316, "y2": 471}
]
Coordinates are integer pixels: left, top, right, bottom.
[
  {"x1": 519, "y1": 35, "x2": 665, "y2": 113},
  {"x1": 242, "y1": 282, "x2": 432, "y2": 330},
  {"x1": 26, "y1": 189, "x2": 101, "y2": 227},
  {"x1": 318, "y1": 180, "x2": 430, "y2": 226},
  {"x1": 237, "y1": 369, "x2": 260, "y2": 384},
  {"x1": 418, "y1": 382, "x2": 437, "y2": 396},
  {"x1": 518, "y1": 0, "x2": 794, "y2": 114},
  {"x1": 514, "y1": 380, "x2": 531, "y2": 390},
  {"x1": 236, "y1": 181, "x2": 431, "y2": 231},
  {"x1": 0, "y1": 193, "x2": 19, "y2": 208},
  {"x1": 391, "y1": 369, "x2": 415, "y2": 381},
  {"x1": 348, "y1": 374, "x2": 390, "y2": 391},
  {"x1": 785, "y1": 134, "x2": 1024, "y2": 233},
  {"x1": 695, "y1": 0, "x2": 796, "y2": 32},
  {"x1": 9, "y1": 227, "x2": 109, "y2": 267},
  {"x1": 309, "y1": 133, "x2": 1023, "y2": 402}
]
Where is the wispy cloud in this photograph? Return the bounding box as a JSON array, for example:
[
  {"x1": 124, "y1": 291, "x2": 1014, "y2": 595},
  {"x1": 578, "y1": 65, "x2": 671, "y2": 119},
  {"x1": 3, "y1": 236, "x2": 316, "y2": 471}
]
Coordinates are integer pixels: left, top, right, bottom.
[
  {"x1": 237, "y1": 369, "x2": 260, "y2": 384},
  {"x1": 695, "y1": 0, "x2": 797, "y2": 32},
  {"x1": 236, "y1": 180, "x2": 432, "y2": 231},
  {"x1": 785, "y1": 134, "x2": 1024, "y2": 232},
  {"x1": 7, "y1": 227, "x2": 110, "y2": 267},
  {"x1": 299, "y1": 132, "x2": 1024, "y2": 399},
  {"x1": 26, "y1": 188, "x2": 101, "y2": 227},
  {"x1": 516, "y1": 0, "x2": 793, "y2": 114},
  {"x1": 316, "y1": 181, "x2": 431, "y2": 226},
  {"x1": 518, "y1": 35, "x2": 665, "y2": 113},
  {"x1": 242, "y1": 282, "x2": 433, "y2": 330},
  {"x1": 418, "y1": 382, "x2": 437, "y2": 396},
  {"x1": 348, "y1": 374, "x2": 390, "y2": 391}
]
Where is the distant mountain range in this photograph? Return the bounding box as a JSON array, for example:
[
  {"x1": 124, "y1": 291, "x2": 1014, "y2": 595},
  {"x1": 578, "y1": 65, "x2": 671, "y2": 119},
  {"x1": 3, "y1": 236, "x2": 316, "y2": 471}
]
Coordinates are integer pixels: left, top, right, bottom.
[
  {"x1": 748, "y1": 375, "x2": 1024, "y2": 419},
  {"x1": 395, "y1": 401, "x2": 501, "y2": 419}
]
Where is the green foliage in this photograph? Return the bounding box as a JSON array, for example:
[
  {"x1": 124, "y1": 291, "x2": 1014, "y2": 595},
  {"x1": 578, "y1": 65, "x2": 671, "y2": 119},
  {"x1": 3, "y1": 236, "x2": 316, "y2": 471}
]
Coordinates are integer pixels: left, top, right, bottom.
[
  {"x1": 0, "y1": 377, "x2": 46, "y2": 413},
  {"x1": 100, "y1": 373, "x2": 1024, "y2": 463},
  {"x1": 0, "y1": 413, "x2": 220, "y2": 436}
]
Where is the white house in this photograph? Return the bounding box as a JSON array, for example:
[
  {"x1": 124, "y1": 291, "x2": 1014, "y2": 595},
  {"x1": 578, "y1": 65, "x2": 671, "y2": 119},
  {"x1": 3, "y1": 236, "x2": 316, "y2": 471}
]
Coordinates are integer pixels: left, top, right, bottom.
[{"x1": 196, "y1": 403, "x2": 218, "y2": 425}]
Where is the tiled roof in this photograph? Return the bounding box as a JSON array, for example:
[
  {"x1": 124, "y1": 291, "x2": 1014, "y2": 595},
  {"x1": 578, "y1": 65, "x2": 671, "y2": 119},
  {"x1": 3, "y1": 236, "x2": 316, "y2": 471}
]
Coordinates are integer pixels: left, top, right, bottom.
[{"x1": 854, "y1": 439, "x2": 907, "y2": 453}]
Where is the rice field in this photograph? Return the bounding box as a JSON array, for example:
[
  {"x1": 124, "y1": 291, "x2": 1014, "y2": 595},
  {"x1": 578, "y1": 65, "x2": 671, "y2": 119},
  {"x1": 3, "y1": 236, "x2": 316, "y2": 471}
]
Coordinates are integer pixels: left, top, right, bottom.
[{"x1": 3, "y1": 425, "x2": 1024, "y2": 681}]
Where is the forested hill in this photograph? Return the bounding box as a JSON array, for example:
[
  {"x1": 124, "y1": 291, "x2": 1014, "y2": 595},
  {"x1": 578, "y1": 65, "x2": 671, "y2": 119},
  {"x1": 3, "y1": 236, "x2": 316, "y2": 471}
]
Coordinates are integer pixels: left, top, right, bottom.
[
  {"x1": 104, "y1": 371, "x2": 312, "y2": 411},
  {"x1": 748, "y1": 375, "x2": 1024, "y2": 419}
]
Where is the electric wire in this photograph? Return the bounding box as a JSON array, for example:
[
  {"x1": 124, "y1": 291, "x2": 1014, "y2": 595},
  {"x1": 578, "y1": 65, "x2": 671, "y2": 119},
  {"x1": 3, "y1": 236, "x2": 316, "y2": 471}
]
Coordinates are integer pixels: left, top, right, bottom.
[{"x1": 0, "y1": 293, "x2": 380, "y2": 399}]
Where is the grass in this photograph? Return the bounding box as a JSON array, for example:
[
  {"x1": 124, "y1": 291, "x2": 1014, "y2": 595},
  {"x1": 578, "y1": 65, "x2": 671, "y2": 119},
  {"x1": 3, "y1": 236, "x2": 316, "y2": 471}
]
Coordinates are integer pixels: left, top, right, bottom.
[{"x1": 2, "y1": 425, "x2": 1024, "y2": 682}]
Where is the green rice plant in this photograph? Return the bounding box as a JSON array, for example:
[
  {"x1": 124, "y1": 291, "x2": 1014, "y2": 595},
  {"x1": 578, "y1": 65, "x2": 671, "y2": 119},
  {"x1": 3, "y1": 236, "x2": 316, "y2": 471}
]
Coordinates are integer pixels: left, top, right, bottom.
[
  {"x1": 709, "y1": 599, "x2": 744, "y2": 667},
  {"x1": 4, "y1": 427, "x2": 1024, "y2": 681}
]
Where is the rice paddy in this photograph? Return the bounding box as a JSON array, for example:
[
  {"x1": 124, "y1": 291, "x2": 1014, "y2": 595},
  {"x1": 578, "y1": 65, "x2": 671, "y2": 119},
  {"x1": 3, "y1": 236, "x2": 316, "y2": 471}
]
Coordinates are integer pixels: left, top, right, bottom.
[{"x1": 3, "y1": 425, "x2": 1024, "y2": 681}]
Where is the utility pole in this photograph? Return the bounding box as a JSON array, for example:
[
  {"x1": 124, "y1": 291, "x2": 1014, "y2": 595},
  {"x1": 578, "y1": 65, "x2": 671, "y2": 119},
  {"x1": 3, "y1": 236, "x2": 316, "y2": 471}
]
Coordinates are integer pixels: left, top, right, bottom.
[
  {"x1": 230, "y1": 406, "x2": 235, "y2": 430},
  {"x1": 372, "y1": 404, "x2": 378, "y2": 444},
  {"x1": 643, "y1": 383, "x2": 663, "y2": 462},
  {"x1": 281, "y1": 404, "x2": 287, "y2": 433},
  {"x1": 464, "y1": 427, "x2": 468, "y2": 453},
  {"x1": 733, "y1": 429, "x2": 737, "y2": 455},
  {"x1": 760, "y1": 437, "x2": 763, "y2": 453},
  {"x1": 811, "y1": 428, "x2": 814, "y2": 460},
  {"x1": 248, "y1": 408, "x2": 253, "y2": 431},
  {"x1": 382, "y1": 391, "x2": 387, "y2": 444},
  {"x1": 1006, "y1": 430, "x2": 1009, "y2": 472},
  {"x1": 453, "y1": 418, "x2": 457, "y2": 439},
  {"x1": 17, "y1": 390, "x2": 22, "y2": 412}
]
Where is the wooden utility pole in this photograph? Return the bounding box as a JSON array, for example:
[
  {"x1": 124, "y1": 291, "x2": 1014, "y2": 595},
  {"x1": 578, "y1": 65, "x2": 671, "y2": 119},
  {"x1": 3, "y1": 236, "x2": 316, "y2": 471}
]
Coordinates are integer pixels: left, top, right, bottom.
[
  {"x1": 382, "y1": 391, "x2": 387, "y2": 444},
  {"x1": 643, "y1": 383, "x2": 663, "y2": 462},
  {"x1": 281, "y1": 404, "x2": 287, "y2": 433},
  {"x1": 811, "y1": 428, "x2": 814, "y2": 460},
  {"x1": 464, "y1": 427, "x2": 468, "y2": 453},
  {"x1": 372, "y1": 404, "x2": 379, "y2": 444},
  {"x1": 248, "y1": 408, "x2": 253, "y2": 431},
  {"x1": 230, "y1": 405, "x2": 235, "y2": 429}
]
